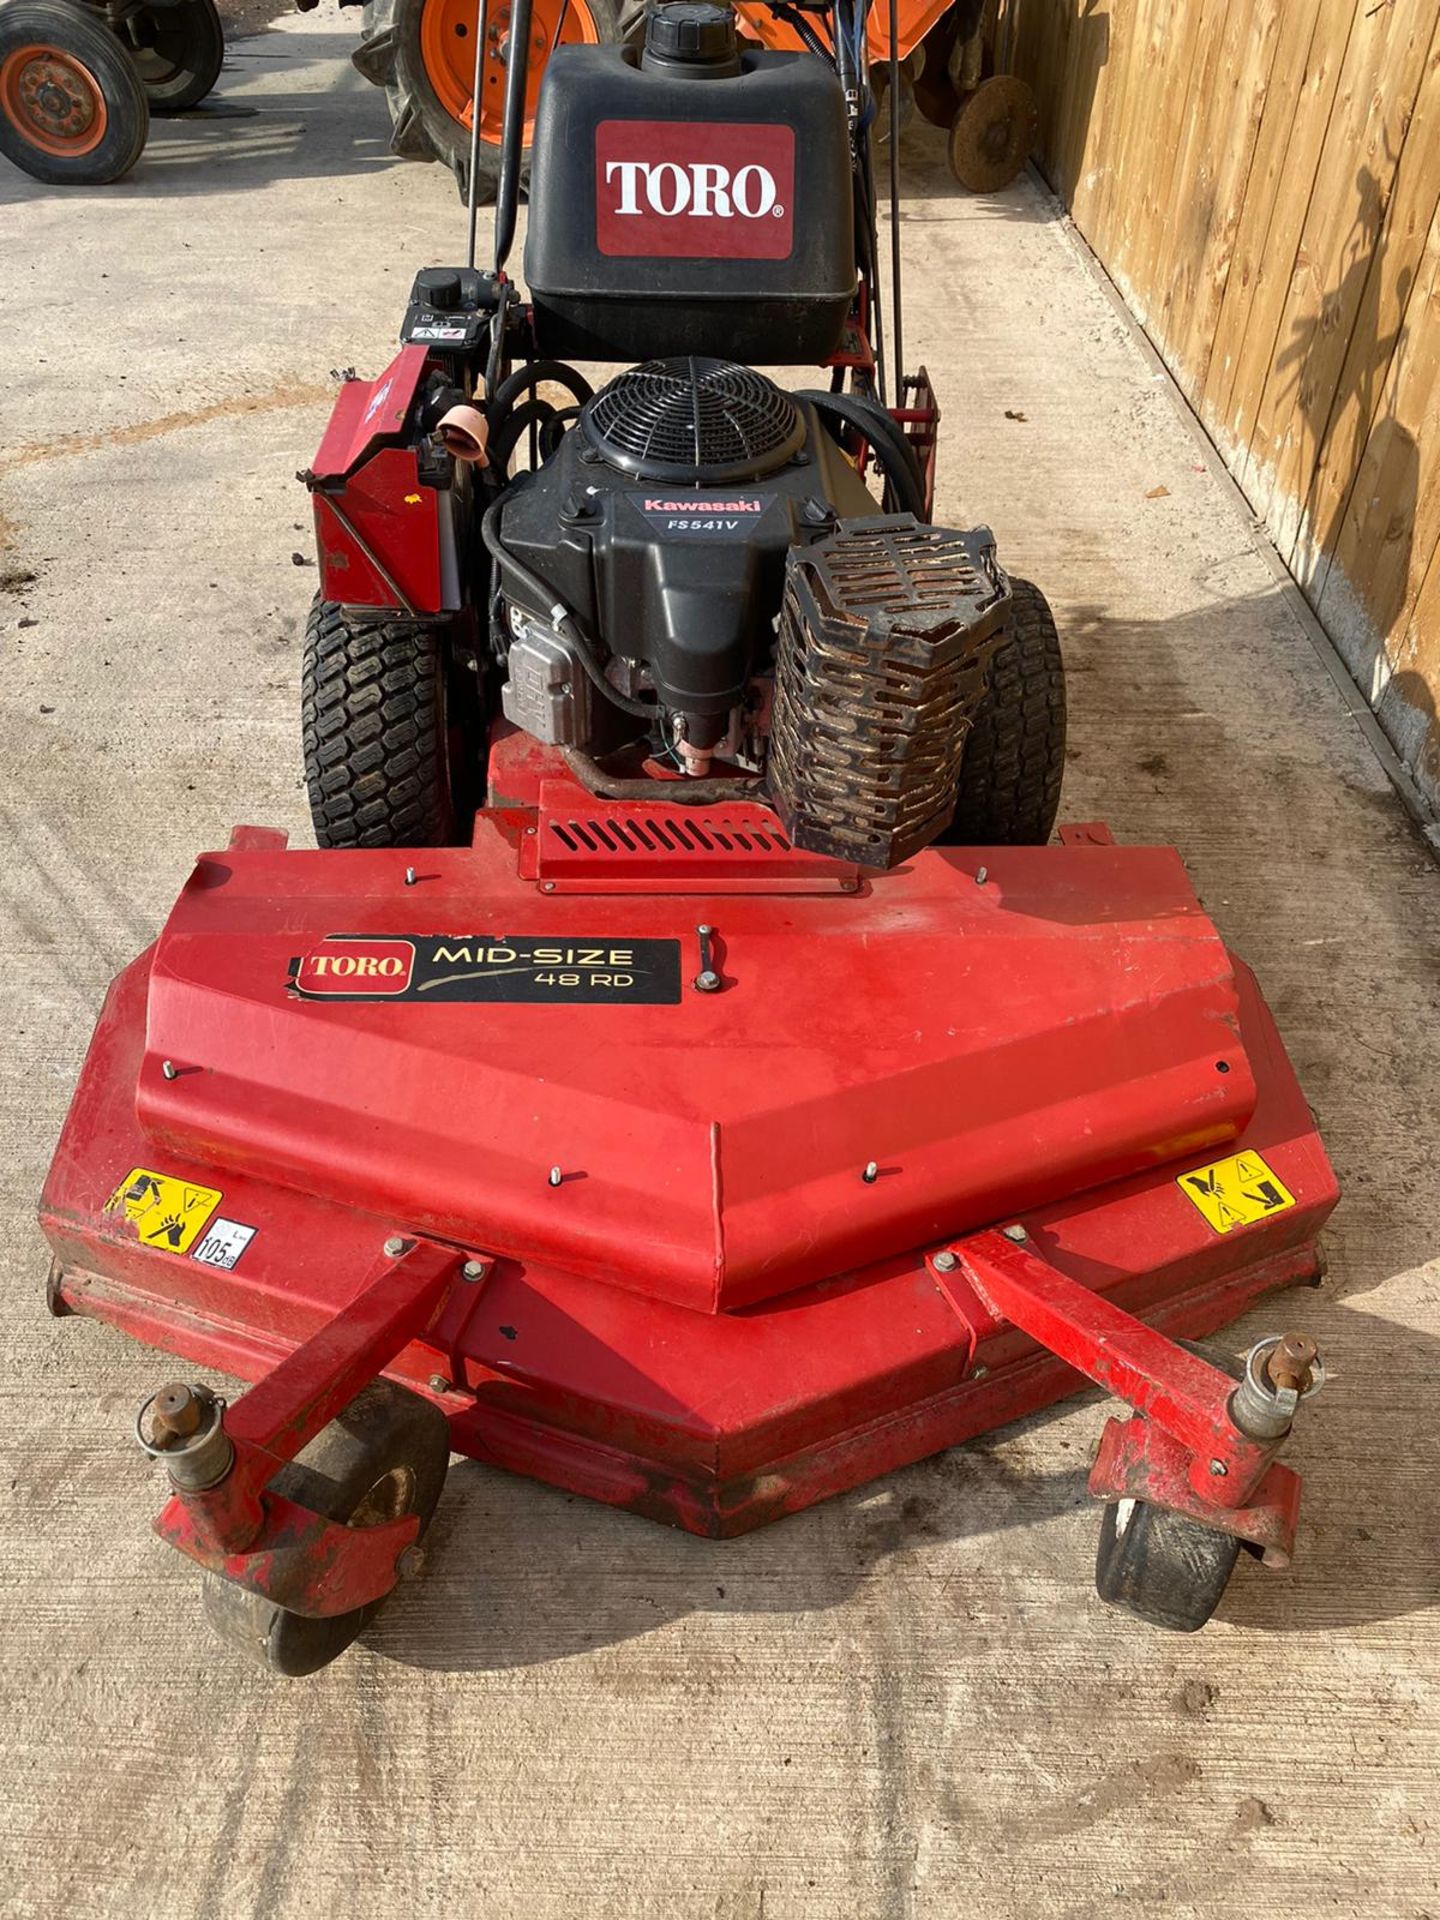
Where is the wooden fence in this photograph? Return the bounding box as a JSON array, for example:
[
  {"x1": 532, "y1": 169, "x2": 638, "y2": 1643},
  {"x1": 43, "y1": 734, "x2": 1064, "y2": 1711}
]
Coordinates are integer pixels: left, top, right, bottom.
[{"x1": 1009, "y1": 0, "x2": 1440, "y2": 813}]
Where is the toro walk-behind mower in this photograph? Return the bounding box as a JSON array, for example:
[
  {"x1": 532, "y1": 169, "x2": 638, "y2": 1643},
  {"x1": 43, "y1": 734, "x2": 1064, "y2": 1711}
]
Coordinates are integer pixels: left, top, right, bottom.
[{"x1": 41, "y1": 0, "x2": 1337, "y2": 1673}]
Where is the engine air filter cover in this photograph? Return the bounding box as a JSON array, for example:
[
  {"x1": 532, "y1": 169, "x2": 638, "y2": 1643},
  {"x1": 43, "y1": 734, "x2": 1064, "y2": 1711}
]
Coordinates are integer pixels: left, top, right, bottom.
[
  {"x1": 581, "y1": 357, "x2": 805, "y2": 484},
  {"x1": 769, "y1": 516, "x2": 1011, "y2": 869}
]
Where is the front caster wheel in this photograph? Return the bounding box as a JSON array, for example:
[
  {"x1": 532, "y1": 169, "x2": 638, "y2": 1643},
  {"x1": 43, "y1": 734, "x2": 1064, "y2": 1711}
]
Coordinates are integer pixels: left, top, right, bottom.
[
  {"x1": 201, "y1": 1380, "x2": 450, "y2": 1677},
  {"x1": 1095, "y1": 1498, "x2": 1242, "y2": 1633}
]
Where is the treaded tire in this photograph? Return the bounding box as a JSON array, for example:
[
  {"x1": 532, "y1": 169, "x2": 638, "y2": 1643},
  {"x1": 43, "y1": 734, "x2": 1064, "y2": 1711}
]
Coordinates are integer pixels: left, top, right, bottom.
[
  {"x1": 124, "y1": 0, "x2": 223, "y2": 113},
  {"x1": 942, "y1": 574, "x2": 1065, "y2": 845},
  {"x1": 201, "y1": 1381, "x2": 451, "y2": 1677},
  {"x1": 0, "y1": 0, "x2": 149, "y2": 184},
  {"x1": 303, "y1": 595, "x2": 465, "y2": 849},
  {"x1": 1095, "y1": 1498, "x2": 1242, "y2": 1633},
  {"x1": 352, "y1": 0, "x2": 622, "y2": 199}
]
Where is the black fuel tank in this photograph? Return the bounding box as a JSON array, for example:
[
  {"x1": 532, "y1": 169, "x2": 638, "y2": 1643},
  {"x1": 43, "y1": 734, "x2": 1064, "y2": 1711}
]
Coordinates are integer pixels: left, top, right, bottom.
[{"x1": 524, "y1": 6, "x2": 855, "y2": 365}]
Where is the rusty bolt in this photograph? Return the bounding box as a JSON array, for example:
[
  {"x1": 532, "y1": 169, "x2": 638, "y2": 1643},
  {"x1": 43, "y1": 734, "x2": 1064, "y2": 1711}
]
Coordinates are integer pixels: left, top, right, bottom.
[
  {"x1": 1265, "y1": 1333, "x2": 1318, "y2": 1396},
  {"x1": 396, "y1": 1545, "x2": 426, "y2": 1580},
  {"x1": 152, "y1": 1382, "x2": 204, "y2": 1440}
]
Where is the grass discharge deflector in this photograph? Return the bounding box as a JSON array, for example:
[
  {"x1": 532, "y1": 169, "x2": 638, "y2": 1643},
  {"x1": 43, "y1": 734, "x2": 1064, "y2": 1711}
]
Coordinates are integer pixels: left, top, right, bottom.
[{"x1": 41, "y1": 0, "x2": 1337, "y2": 1672}]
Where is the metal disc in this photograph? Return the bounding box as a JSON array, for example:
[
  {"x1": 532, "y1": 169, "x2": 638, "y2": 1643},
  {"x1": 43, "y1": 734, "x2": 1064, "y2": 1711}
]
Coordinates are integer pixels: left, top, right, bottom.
[{"x1": 947, "y1": 74, "x2": 1038, "y2": 193}]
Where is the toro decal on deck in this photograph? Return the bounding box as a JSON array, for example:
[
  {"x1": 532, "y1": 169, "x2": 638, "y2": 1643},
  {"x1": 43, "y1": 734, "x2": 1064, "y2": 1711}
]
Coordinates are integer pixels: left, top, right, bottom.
[
  {"x1": 595, "y1": 120, "x2": 795, "y2": 260},
  {"x1": 289, "y1": 934, "x2": 683, "y2": 1003}
]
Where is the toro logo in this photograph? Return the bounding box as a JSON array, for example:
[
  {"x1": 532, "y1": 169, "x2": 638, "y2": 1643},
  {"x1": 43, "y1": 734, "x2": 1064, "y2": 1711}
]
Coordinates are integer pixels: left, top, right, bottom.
[
  {"x1": 595, "y1": 119, "x2": 795, "y2": 261},
  {"x1": 290, "y1": 937, "x2": 415, "y2": 997}
]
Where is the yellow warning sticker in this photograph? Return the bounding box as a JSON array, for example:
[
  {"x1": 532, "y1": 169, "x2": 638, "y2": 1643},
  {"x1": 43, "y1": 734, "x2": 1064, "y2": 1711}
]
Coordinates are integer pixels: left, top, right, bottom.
[
  {"x1": 106, "y1": 1167, "x2": 223, "y2": 1255},
  {"x1": 1177, "y1": 1151, "x2": 1295, "y2": 1234}
]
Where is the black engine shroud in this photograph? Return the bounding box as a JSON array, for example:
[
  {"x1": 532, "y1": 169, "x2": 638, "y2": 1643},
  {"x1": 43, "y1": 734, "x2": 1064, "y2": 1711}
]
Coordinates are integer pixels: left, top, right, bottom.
[{"x1": 495, "y1": 359, "x2": 876, "y2": 749}]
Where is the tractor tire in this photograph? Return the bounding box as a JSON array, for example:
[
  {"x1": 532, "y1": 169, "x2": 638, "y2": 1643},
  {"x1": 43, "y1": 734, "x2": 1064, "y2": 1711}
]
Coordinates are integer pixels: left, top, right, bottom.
[
  {"x1": 201, "y1": 1381, "x2": 451, "y2": 1677},
  {"x1": 302, "y1": 595, "x2": 471, "y2": 849},
  {"x1": 1095, "y1": 1498, "x2": 1242, "y2": 1633},
  {"x1": 941, "y1": 576, "x2": 1065, "y2": 846},
  {"x1": 0, "y1": 0, "x2": 148, "y2": 184},
  {"x1": 353, "y1": 0, "x2": 623, "y2": 201},
  {"x1": 122, "y1": 0, "x2": 223, "y2": 112}
]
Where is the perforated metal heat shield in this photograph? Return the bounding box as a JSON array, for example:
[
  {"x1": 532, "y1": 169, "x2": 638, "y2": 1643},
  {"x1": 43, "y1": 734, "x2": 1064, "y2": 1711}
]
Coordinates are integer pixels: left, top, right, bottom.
[{"x1": 768, "y1": 516, "x2": 1010, "y2": 868}]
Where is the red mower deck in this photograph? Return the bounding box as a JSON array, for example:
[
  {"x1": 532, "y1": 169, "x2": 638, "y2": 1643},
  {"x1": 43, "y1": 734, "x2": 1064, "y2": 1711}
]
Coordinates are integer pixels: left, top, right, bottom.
[{"x1": 42, "y1": 785, "x2": 1337, "y2": 1557}]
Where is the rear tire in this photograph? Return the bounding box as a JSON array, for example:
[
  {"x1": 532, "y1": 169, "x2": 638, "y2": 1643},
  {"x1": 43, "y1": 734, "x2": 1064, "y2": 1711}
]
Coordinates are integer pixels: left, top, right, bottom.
[
  {"x1": 202, "y1": 1381, "x2": 451, "y2": 1677},
  {"x1": 353, "y1": 0, "x2": 622, "y2": 199},
  {"x1": 0, "y1": 0, "x2": 148, "y2": 184},
  {"x1": 302, "y1": 595, "x2": 471, "y2": 849},
  {"x1": 1095, "y1": 1498, "x2": 1242, "y2": 1633},
  {"x1": 123, "y1": 0, "x2": 223, "y2": 113},
  {"x1": 941, "y1": 575, "x2": 1065, "y2": 845}
]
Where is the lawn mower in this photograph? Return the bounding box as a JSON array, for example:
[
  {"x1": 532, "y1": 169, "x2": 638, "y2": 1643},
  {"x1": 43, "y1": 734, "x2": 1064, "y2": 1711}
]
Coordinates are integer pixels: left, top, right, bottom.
[
  {"x1": 0, "y1": 0, "x2": 222, "y2": 182},
  {"x1": 40, "y1": 0, "x2": 1337, "y2": 1675}
]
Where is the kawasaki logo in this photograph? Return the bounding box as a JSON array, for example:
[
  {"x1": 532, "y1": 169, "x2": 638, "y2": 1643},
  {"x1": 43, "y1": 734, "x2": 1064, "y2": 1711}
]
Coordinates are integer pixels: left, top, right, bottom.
[
  {"x1": 643, "y1": 498, "x2": 762, "y2": 511},
  {"x1": 595, "y1": 120, "x2": 795, "y2": 261}
]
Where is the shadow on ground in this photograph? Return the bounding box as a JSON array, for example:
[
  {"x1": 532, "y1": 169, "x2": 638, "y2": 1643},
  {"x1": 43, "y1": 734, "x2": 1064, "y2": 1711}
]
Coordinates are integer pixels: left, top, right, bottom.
[{"x1": 0, "y1": 31, "x2": 403, "y2": 208}]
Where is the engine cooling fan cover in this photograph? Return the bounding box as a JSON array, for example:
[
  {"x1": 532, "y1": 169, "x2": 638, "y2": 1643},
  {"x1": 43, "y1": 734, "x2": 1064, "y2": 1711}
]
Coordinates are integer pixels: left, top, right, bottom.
[{"x1": 580, "y1": 356, "x2": 805, "y2": 483}]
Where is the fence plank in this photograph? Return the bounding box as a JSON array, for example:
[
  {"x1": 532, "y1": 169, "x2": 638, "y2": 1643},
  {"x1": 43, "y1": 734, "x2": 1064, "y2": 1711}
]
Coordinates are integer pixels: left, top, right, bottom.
[
  {"x1": 1200, "y1": 0, "x2": 1354, "y2": 467},
  {"x1": 1237, "y1": 0, "x2": 1434, "y2": 559}
]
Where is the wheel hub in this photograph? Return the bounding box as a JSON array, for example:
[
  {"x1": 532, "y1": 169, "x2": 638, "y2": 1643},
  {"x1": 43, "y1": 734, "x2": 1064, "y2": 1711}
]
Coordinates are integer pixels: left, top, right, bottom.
[
  {"x1": 1, "y1": 43, "x2": 107, "y2": 153},
  {"x1": 418, "y1": 0, "x2": 602, "y2": 143}
]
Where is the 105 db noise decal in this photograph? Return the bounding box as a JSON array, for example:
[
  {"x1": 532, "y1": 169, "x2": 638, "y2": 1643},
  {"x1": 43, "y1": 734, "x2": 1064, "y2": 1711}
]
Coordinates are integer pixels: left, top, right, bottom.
[{"x1": 288, "y1": 935, "x2": 683, "y2": 1004}]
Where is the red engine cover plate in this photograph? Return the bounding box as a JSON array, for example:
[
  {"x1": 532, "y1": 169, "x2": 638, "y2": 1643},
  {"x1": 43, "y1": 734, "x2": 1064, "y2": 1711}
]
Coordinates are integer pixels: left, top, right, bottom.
[{"x1": 126, "y1": 816, "x2": 1254, "y2": 1315}]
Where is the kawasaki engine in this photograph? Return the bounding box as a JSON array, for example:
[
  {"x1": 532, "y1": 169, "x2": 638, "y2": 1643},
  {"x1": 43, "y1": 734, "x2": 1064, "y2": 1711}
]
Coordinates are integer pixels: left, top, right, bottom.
[
  {"x1": 495, "y1": 356, "x2": 879, "y2": 775},
  {"x1": 489, "y1": 349, "x2": 1011, "y2": 864}
]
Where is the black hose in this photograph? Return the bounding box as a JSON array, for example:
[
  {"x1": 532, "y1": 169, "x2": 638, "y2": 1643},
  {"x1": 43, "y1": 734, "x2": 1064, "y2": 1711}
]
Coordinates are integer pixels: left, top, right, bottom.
[
  {"x1": 795, "y1": 388, "x2": 927, "y2": 518},
  {"x1": 489, "y1": 398, "x2": 560, "y2": 472},
  {"x1": 490, "y1": 359, "x2": 594, "y2": 424},
  {"x1": 491, "y1": 0, "x2": 533, "y2": 275},
  {"x1": 479, "y1": 493, "x2": 656, "y2": 720}
]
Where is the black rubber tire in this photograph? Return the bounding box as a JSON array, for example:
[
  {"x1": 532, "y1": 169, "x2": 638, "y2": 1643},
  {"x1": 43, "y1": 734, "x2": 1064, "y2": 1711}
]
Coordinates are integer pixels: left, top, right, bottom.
[
  {"x1": 201, "y1": 1381, "x2": 451, "y2": 1677},
  {"x1": 303, "y1": 595, "x2": 469, "y2": 849},
  {"x1": 941, "y1": 575, "x2": 1066, "y2": 845},
  {"x1": 122, "y1": 0, "x2": 223, "y2": 113},
  {"x1": 1095, "y1": 1498, "x2": 1242, "y2": 1633},
  {"x1": 352, "y1": 0, "x2": 623, "y2": 200},
  {"x1": 0, "y1": 0, "x2": 148, "y2": 184}
]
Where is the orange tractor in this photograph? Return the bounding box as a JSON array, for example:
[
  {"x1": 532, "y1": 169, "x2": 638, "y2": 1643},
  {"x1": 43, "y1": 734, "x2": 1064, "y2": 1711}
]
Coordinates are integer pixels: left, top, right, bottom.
[{"x1": 346, "y1": 0, "x2": 1037, "y2": 199}]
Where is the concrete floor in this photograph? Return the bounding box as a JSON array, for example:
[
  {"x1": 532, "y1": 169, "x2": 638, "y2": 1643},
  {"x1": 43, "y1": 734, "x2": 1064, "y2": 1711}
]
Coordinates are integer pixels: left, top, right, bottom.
[{"x1": 3, "y1": 16, "x2": 1439, "y2": 1918}]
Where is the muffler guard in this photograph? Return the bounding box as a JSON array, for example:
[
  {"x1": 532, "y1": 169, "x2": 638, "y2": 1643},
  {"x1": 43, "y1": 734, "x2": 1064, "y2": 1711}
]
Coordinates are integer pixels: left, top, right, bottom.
[{"x1": 41, "y1": 800, "x2": 1337, "y2": 1537}]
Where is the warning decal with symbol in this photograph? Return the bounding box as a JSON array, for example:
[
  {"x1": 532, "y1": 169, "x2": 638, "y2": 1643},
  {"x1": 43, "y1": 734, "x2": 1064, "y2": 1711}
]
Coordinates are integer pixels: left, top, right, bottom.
[
  {"x1": 105, "y1": 1167, "x2": 223, "y2": 1255},
  {"x1": 1177, "y1": 1151, "x2": 1296, "y2": 1234}
]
